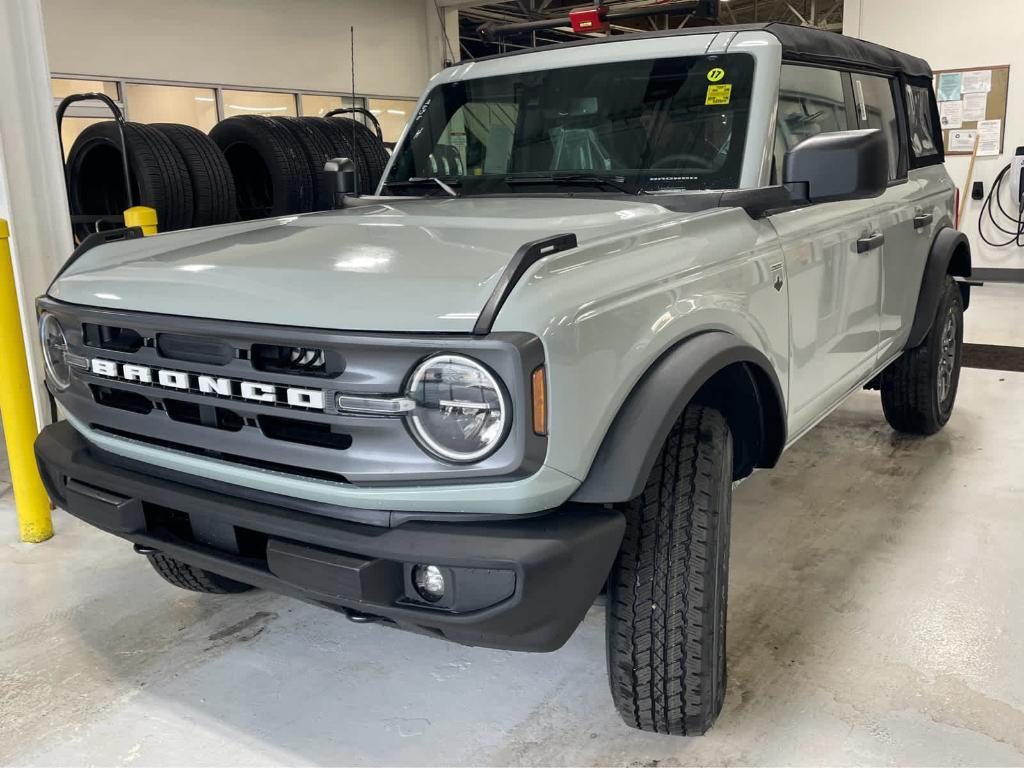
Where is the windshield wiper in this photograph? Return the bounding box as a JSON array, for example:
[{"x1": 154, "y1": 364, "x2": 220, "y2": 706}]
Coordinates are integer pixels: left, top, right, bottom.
[
  {"x1": 383, "y1": 177, "x2": 460, "y2": 197},
  {"x1": 504, "y1": 174, "x2": 640, "y2": 195}
]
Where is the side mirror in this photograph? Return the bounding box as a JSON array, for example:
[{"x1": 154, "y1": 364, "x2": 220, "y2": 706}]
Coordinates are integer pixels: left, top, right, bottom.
[
  {"x1": 321, "y1": 157, "x2": 358, "y2": 208},
  {"x1": 783, "y1": 129, "x2": 888, "y2": 205}
]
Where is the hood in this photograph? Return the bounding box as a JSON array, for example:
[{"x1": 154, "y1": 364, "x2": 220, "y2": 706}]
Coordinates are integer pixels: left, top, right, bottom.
[{"x1": 50, "y1": 197, "x2": 680, "y2": 332}]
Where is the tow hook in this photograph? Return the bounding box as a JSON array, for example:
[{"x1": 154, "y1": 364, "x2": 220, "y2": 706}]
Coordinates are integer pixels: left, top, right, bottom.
[
  {"x1": 133, "y1": 543, "x2": 160, "y2": 556},
  {"x1": 343, "y1": 608, "x2": 381, "y2": 624}
]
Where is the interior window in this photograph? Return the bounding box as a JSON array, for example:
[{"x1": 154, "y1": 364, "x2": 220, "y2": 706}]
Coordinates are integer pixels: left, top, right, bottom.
[
  {"x1": 853, "y1": 74, "x2": 902, "y2": 180},
  {"x1": 124, "y1": 83, "x2": 218, "y2": 131},
  {"x1": 222, "y1": 90, "x2": 297, "y2": 118},
  {"x1": 905, "y1": 84, "x2": 939, "y2": 161},
  {"x1": 774, "y1": 66, "x2": 848, "y2": 183},
  {"x1": 366, "y1": 98, "x2": 417, "y2": 144},
  {"x1": 52, "y1": 78, "x2": 123, "y2": 157}
]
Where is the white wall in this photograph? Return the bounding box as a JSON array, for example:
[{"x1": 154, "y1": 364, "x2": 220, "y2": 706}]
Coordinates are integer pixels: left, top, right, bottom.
[
  {"x1": 41, "y1": 0, "x2": 456, "y2": 99},
  {"x1": 0, "y1": 0, "x2": 76, "y2": 427},
  {"x1": 845, "y1": 0, "x2": 1024, "y2": 269}
]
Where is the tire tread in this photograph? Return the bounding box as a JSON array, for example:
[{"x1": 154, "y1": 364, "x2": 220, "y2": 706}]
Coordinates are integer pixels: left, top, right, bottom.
[
  {"x1": 607, "y1": 405, "x2": 732, "y2": 735},
  {"x1": 148, "y1": 553, "x2": 253, "y2": 594}
]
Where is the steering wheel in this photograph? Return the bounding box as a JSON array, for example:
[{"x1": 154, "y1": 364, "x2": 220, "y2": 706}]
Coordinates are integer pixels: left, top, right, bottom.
[{"x1": 650, "y1": 153, "x2": 715, "y2": 171}]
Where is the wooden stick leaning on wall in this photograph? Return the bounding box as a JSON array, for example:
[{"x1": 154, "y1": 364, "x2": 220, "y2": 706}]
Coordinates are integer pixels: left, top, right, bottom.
[{"x1": 959, "y1": 135, "x2": 981, "y2": 227}]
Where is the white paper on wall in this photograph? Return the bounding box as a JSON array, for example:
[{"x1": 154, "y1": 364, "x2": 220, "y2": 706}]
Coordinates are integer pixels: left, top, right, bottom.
[
  {"x1": 939, "y1": 100, "x2": 964, "y2": 130},
  {"x1": 961, "y1": 70, "x2": 993, "y2": 94},
  {"x1": 962, "y1": 92, "x2": 988, "y2": 123},
  {"x1": 977, "y1": 119, "x2": 1002, "y2": 156},
  {"x1": 948, "y1": 129, "x2": 978, "y2": 153}
]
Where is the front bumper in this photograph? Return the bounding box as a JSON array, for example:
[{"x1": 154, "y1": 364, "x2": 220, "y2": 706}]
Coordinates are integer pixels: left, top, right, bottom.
[{"x1": 36, "y1": 421, "x2": 624, "y2": 652}]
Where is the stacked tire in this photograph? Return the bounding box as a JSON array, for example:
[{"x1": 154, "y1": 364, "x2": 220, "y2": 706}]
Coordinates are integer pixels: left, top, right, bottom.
[
  {"x1": 65, "y1": 113, "x2": 391, "y2": 234},
  {"x1": 209, "y1": 115, "x2": 390, "y2": 221},
  {"x1": 66, "y1": 122, "x2": 237, "y2": 238}
]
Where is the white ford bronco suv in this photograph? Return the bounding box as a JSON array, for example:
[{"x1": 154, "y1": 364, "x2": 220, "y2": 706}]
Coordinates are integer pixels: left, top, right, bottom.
[{"x1": 35, "y1": 23, "x2": 970, "y2": 735}]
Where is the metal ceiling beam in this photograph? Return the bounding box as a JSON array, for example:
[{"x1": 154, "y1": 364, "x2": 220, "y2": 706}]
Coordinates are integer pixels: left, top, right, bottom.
[
  {"x1": 437, "y1": 0, "x2": 503, "y2": 8},
  {"x1": 457, "y1": 0, "x2": 844, "y2": 55}
]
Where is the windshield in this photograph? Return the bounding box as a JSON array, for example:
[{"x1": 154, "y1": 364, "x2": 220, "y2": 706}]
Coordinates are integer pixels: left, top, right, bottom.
[{"x1": 384, "y1": 53, "x2": 755, "y2": 196}]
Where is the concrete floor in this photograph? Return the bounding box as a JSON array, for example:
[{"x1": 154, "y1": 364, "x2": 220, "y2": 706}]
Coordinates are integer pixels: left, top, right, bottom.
[{"x1": 3, "y1": 286, "x2": 1024, "y2": 766}]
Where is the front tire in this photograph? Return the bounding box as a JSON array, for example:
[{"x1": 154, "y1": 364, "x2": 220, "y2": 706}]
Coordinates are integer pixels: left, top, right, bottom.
[
  {"x1": 606, "y1": 405, "x2": 732, "y2": 736},
  {"x1": 881, "y1": 275, "x2": 964, "y2": 435},
  {"x1": 147, "y1": 553, "x2": 254, "y2": 595}
]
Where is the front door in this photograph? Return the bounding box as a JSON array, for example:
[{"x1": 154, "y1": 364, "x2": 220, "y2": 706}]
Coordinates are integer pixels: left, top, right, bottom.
[
  {"x1": 769, "y1": 64, "x2": 885, "y2": 437},
  {"x1": 771, "y1": 202, "x2": 884, "y2": 437}
]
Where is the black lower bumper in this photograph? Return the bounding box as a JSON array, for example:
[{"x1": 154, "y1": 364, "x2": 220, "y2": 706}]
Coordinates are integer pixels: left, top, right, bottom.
[{"x1": 35, "y1": 421, "x2": 624, "y2": 651}]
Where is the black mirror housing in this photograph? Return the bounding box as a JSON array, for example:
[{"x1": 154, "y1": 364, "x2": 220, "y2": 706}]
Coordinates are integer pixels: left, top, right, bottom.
[
  {"x1": 783, "y1": 129, "x2": 889, "y2": 206},
  {"x1": 321, "y1": 157, "x2": 358, "y2": 209}
]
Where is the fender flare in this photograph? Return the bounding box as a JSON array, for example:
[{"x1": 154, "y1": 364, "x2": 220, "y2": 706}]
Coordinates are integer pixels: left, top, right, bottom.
[
  {"x1": 571, "y1": 331, "x2": 787, "y2": 504},
  {"x1": 906, "y1": 227, "x2": 971, "y2": 349}
]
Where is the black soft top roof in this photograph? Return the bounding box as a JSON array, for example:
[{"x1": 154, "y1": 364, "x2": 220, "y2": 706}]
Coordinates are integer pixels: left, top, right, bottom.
[
  {"x1": 474, "y1": 22, "x2": 932, "y2": 80},
  {"x1": 762, "y1": 22, "x2": 931, "y2": 78}
]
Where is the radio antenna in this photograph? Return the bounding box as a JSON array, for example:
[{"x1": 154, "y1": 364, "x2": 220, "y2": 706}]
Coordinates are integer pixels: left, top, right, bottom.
[{"x1": 350, "y1": 25, "x2": 360, "y2": 195}]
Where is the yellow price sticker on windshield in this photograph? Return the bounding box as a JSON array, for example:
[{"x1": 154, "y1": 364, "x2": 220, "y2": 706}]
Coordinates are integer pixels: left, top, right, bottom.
[{"x1": 706, "y1": 84, "x2": 732, "y2": 106}]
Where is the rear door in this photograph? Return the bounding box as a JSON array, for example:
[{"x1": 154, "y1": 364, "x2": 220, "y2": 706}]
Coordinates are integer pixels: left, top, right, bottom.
[
  {"x1": 850, "y1": 72, "x2": 942, "y2": 364},
  {"x1": 876, "y1": 79, "x2": 953, "y2": 360},
  {"x1": 769, "y1": 65, "x2": 885, "y2": 437}
]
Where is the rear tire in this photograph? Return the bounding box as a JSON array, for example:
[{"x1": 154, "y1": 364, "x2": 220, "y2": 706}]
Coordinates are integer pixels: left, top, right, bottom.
[
  {"x1": 880, "y1": 275, "x2": 964, "y2": 435},
  {"x1": 147, "y1": 552, "x2": 253, "y2": 594},
  {"x1": 606, "y1": 405, "x2": 732, "y2": 736}
]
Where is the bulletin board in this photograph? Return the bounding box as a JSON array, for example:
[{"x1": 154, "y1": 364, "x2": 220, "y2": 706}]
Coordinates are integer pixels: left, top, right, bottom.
[{"x1": 933, "y1": 65, "x2": 1010, "y2": 156}]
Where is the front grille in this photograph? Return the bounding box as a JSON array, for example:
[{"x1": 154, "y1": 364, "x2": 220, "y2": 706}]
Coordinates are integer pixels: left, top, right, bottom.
[
  {"x1": 258, "y1": 414, "x2": 352, "y2": 450},
  {"x1": 95, "y1": 426, "x2": 350, "y2": 483},
  {"x1": 157, "y1": 333, "x2": 235, "y2": 365},
  {"x1": 164, "y1": 398, "x2": 245, "y2": 432},
  {"x1": 251, "y1": 343, "x2": 343, "y2": 378},
  {"x1": 90, "y1": 385, "x2": 153, "y2": 414},
  {"x1": 83, "y1": 323, "x2": 144, "y2": 352},
  {"x1": 42, "y1": 298, "x2": 541, "y2": 486}
]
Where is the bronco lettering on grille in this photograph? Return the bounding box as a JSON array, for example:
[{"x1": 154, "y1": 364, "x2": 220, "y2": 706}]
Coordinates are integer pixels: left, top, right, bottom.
[{"x1": 89, "y1": 358, "x2": 325, "y2": 410}]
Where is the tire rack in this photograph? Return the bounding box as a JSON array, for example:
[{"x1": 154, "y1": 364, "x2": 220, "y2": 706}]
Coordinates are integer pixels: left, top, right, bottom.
[{"x1": 56, "y1": 92, "x2": 135, "y2": 234}]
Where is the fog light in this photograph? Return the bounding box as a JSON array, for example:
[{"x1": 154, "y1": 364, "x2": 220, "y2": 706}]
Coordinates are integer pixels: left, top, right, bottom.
[{"x1": 412, "y1": 564, "x2": 446, "y2": 602}]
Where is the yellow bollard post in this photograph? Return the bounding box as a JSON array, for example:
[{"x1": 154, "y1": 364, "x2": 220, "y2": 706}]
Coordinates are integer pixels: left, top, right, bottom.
[
  {"x1": 123, "y1": 206, "x2": 158, "y2": 236},
  {"x1": 0, "y1": 219, "x2": 53, "y2": 543}
]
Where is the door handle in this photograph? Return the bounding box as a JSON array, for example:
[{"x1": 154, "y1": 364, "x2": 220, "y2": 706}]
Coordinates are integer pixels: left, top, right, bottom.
[
  {"x1": 913, "y1": 212, "x2": 934, "y2": 229},
  {"x1": 856, "y1": 232, "x2": 885, "y2": 253}
]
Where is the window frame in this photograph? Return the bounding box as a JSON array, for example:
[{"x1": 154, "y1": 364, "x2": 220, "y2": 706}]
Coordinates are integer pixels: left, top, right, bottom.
[
  {"x1": 52, "y1": 72, "x2": 382, "y2": 127},
  {"x1": 847, "y1": 69, "x2": 909, "y2": 183},
  {"x1": 771, "y1": 63, "x2": 858, "y2": 186},
  {"x1": 388, "y1": 52, "x2": 760, "y2": 193},
  {"x1": 772, "y1": 62, "x2": 915, "y2": 190},
  {"x1": 902, "y1": 76, "x2": 945, "y2": 169}
]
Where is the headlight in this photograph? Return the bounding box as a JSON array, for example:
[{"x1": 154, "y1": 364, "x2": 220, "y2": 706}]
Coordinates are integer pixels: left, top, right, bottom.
[
  {"x1": 40, "y1": 313, "x2": 71, "y2": 391},
  {"x1": 406, "y1": 354, "x2": 509, "y2": 463}
]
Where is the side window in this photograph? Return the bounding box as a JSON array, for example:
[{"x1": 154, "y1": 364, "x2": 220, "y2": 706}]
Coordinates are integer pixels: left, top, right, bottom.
[
  {"x1": 904, "y1": 84, "x2": 941, "y2": 164},
  {"x1": 852, "y1": 74, "x2": 903, "y2": 180},
  {"x1": 774, "y1": 66, "x2": 848, "y2": 183}
]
